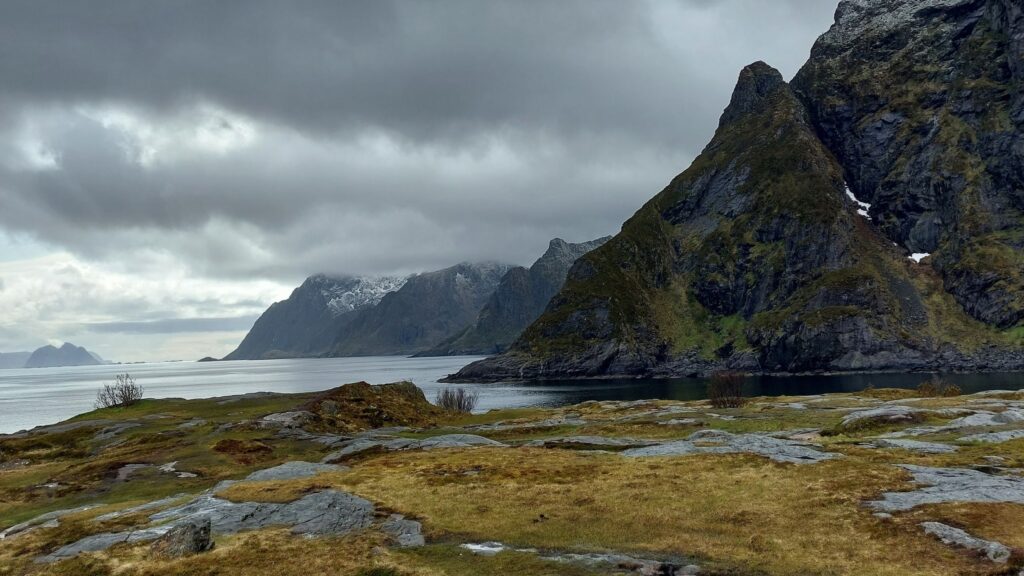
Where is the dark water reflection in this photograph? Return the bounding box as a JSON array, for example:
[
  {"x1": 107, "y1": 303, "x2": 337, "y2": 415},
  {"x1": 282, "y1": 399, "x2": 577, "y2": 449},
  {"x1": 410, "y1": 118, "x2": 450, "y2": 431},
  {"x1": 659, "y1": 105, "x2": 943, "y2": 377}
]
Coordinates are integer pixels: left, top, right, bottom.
[{"x1": 496, "y1": 372, "x2": 1024, "y2": 407}]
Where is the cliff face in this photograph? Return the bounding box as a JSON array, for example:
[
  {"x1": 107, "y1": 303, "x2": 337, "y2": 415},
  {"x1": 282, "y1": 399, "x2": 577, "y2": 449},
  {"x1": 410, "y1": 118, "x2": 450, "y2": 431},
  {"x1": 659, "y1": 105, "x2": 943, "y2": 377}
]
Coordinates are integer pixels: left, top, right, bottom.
[
  {"x1": 451, "y1": 56, "x2": 1023, "y2": 381},
  {"x1": 420, "y1": 237, "x2": 611, "y2": 356},
  {"x1": 793, "y1": 0, "x2": 1024, "y2": 329}
]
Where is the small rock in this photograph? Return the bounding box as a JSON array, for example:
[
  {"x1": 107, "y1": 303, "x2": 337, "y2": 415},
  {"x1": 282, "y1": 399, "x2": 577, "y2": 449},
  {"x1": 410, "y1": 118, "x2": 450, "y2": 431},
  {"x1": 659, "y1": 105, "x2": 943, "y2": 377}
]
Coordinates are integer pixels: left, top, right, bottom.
[
  {"x1": 259, "y1": 411, "x2": 315, "y2": 429},
  {"x1": 115, "y1": 463, "x2": 150, "y2": 482},
  {"x1": 150, "y1": 519, "x2": 214, "y2": 558},
  {"x1": 381, "y1": 514, "x2": 424, "y2": 547}
]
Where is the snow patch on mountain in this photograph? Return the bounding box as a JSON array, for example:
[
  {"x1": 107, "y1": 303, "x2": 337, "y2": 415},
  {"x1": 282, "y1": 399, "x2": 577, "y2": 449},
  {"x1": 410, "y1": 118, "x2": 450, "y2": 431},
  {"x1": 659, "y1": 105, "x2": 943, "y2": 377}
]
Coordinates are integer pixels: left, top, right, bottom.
[
  {"x1": 845, "y1": 185, "x2": 872, "y2": 219},
  {"x1": 316, "y1": 276, "x2": 408, "y2": 317},
  {"x1": 909, "y1": 253, "x2": 930, "y2": 263}
]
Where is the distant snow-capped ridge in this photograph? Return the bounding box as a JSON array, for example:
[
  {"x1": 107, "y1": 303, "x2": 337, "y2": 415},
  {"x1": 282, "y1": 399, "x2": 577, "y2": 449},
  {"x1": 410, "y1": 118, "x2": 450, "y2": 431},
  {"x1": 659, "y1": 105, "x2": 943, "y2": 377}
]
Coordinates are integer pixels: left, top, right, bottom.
[{"x1": 309, "y1": 274, "x2": 408, "y2": 316}]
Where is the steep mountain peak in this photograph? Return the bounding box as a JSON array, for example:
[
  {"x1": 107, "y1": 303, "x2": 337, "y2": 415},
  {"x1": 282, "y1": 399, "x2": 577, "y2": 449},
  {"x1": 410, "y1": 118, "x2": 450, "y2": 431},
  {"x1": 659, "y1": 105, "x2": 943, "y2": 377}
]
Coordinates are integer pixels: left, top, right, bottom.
[
  {"x1": 539, "y1": 236, "x2": 613, "y2": 268},
  {"x1": 719, "y1": 61, "x2": 787, "y2": 127}
]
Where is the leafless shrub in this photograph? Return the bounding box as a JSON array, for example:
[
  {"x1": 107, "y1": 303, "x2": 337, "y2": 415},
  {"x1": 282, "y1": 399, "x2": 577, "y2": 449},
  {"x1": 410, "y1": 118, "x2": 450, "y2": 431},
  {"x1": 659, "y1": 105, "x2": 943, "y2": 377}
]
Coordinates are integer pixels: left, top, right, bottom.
[
  {"x1": 95, "y1": 373, "x2": 145, "y2": 409},
  {"x1": 917, "y1": 375, "x2": 962, "y2": 398},
  {"x1": 435, "y1": 387, "x2": 479, "y2": 413},
  {"x1": 708, "y1": 371, "x2": 746, "y2": 409}
]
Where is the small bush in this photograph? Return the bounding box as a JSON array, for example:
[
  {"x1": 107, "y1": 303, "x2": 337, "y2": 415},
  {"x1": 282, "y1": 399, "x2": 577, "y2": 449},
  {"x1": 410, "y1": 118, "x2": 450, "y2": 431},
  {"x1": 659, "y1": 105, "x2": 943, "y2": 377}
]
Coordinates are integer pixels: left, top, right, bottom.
[
  {"x1": 916, "y1": 375, "x2": 962, "y2": 398},
  {"x1": 95, "y1": 373, "x2": 144, "y2": 409},
  {"x1": 708, "y1": 371, "x2": 746, "y2": 409},
  {"x1": 435, "y1": 387, "x2": 479, "y2": 413}
]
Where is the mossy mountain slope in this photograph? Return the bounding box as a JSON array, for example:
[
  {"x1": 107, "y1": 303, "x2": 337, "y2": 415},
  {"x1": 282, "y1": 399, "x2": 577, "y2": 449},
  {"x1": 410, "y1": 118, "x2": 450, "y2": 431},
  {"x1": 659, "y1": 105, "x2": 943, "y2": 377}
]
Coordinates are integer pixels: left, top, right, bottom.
[
  {"x1": 793, "y1": 0, "x2": 1024, "y2": 330},
  {"x1": 451, "y1": 62, "x2": 1022, "y2": 381}
]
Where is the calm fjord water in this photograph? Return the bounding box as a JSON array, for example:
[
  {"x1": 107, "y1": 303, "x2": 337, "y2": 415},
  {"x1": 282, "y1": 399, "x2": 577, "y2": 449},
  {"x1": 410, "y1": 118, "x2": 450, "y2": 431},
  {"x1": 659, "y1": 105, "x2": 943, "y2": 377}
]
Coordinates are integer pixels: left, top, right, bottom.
[{"x1": 1, "y1": 356, "x2": 1023, "y2": 434}]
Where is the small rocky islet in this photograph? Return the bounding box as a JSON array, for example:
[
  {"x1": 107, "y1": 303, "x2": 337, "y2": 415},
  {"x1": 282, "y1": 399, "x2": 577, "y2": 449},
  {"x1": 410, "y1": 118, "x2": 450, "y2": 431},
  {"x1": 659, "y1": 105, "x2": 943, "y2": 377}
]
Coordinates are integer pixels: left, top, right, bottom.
[{"x1": 3, "y1": 380, "x2": 1024, "y2": 575}]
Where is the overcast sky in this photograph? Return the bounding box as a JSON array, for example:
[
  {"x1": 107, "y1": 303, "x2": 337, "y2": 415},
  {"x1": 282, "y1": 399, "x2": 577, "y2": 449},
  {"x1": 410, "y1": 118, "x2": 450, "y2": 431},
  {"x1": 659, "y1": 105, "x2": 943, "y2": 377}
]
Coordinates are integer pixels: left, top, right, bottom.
[{"x1": 0, "y1": 0, "x2": 839, "y2": 361}]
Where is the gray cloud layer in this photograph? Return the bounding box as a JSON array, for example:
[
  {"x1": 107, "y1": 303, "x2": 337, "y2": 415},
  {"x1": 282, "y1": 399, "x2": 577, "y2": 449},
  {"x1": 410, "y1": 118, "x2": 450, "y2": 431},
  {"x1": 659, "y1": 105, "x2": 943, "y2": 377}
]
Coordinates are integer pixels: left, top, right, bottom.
[
  {"x1": 0, "y1": 1, "x2": 839, "y2": 277},
  {"x1": 0, "y1": 1, "x2": 839, "y2": 355}
]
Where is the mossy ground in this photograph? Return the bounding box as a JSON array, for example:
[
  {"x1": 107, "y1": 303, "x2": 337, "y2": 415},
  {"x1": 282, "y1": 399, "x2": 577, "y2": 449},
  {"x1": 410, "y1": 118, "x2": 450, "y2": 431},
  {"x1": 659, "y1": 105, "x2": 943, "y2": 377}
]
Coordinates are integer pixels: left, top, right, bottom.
[{"x1": 3, "y1": 386, "x2": 1024, "y2": 575}]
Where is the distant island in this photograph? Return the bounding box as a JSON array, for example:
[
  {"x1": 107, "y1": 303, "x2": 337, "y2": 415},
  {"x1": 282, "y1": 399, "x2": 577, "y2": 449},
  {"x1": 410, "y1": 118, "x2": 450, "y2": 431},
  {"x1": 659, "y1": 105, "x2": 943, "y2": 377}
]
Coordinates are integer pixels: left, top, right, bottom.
[{"x1": 18, "y1": 343, "x2": 105, "y2": 369}]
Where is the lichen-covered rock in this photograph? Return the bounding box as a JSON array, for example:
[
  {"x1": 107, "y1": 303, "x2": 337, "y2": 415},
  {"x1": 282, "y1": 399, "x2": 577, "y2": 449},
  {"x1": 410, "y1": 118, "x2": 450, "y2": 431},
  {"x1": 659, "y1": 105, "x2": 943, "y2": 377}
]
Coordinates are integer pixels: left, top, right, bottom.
[
  {"x1": 150, "y1": 519, "x2": 214, "y2": 558},
  {"x1": 869, "y1": 465, "x2": 1024, "y2": 511},
  {"x1": 921, "y1": 521, "x2": 1011, "y2": 563},
  {"x1": 38, "y1": 489, "x2": 379, "y2": 563},
  {"x1": 524, "y1": 436, "x2": 661, "y2": 450},
  {"x1": 259, "y1": 411, "x2": 315, "y2": 429},
  {"x1": 243, "y1": 461, "x2": 345, "y2": 482},
  {"x1": 321, "y1": 434, "x2": 505, "y2": 463},
  {"x1": 623, "y1": 429, "x2": 839, "y2": 464},
  {"x1": 381, "y1": 514, "x2": 424, "y2": 548},
  {"x1": 841, "y1": 406, "x2": 928, "y2": 427},
  {"x1": 959, "y1": 429, "x2": 1024, "y2": 443},
  {"x1": 872, "y1": 439, "x2": 958, "y2": 454},
  {"x1": 1, "y1": 505, "x2": 98, "y2": 540}
]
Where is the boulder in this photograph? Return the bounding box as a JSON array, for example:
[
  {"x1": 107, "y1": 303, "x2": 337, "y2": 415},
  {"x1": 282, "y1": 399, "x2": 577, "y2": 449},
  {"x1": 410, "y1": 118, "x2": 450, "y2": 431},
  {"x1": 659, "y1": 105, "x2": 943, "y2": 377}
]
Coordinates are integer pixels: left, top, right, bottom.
[{"x1": 150, "y1": 519, "x2": 214, "y2": 558}]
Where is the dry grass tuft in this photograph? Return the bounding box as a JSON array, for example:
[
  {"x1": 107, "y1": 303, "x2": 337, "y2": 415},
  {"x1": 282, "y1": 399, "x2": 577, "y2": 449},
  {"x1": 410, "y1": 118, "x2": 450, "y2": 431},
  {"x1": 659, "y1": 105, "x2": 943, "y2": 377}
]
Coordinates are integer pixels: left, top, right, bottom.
[
  {"x1": 707, "y1": 371, "x2": 746, "y2": 409},
  {"x1": 916, "y1": 376, "x2": 963, "y2": 398}
]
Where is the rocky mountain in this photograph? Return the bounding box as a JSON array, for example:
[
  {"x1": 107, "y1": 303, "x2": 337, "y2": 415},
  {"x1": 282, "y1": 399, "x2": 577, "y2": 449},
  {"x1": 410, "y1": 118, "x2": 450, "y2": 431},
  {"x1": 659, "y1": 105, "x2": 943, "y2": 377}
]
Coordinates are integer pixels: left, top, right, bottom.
[
  {"x1": 0, "y1": 352, "x2": 31, "y2": 369},
  {"x1": 450, "y1": 5, "x2": 1024, "y2": 382},
  {"x1": 419, "y1": 237, "x2": 611, "y2": 356},
  {"x1": 793, "y1": 0, "x2": 1024, "y2": 330},
  {"x1": 224, "y1": 275, "x2": 407, "y2": 360},
  {"x1": 330, "y1": 262, "x2": 513, "y2": 356},
  {"x1": 24, "y1": 343, "x2": 102, "y2": 369}
]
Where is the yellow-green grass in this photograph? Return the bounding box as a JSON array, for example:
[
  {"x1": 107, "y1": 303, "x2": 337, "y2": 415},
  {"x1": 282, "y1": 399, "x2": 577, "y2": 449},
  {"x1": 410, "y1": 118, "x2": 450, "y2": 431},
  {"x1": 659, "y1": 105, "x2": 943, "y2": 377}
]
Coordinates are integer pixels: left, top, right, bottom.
[{"x1": 217, "y1": 448, "x2": 1006, "y2": 576}]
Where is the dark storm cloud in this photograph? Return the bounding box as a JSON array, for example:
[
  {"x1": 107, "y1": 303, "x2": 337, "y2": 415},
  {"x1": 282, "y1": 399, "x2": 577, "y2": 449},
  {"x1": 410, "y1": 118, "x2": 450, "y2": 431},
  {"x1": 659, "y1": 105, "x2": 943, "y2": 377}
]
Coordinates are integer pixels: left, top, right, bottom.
[{"x1": 0, "y1": 0, "x2": 840, "y2": 281}]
